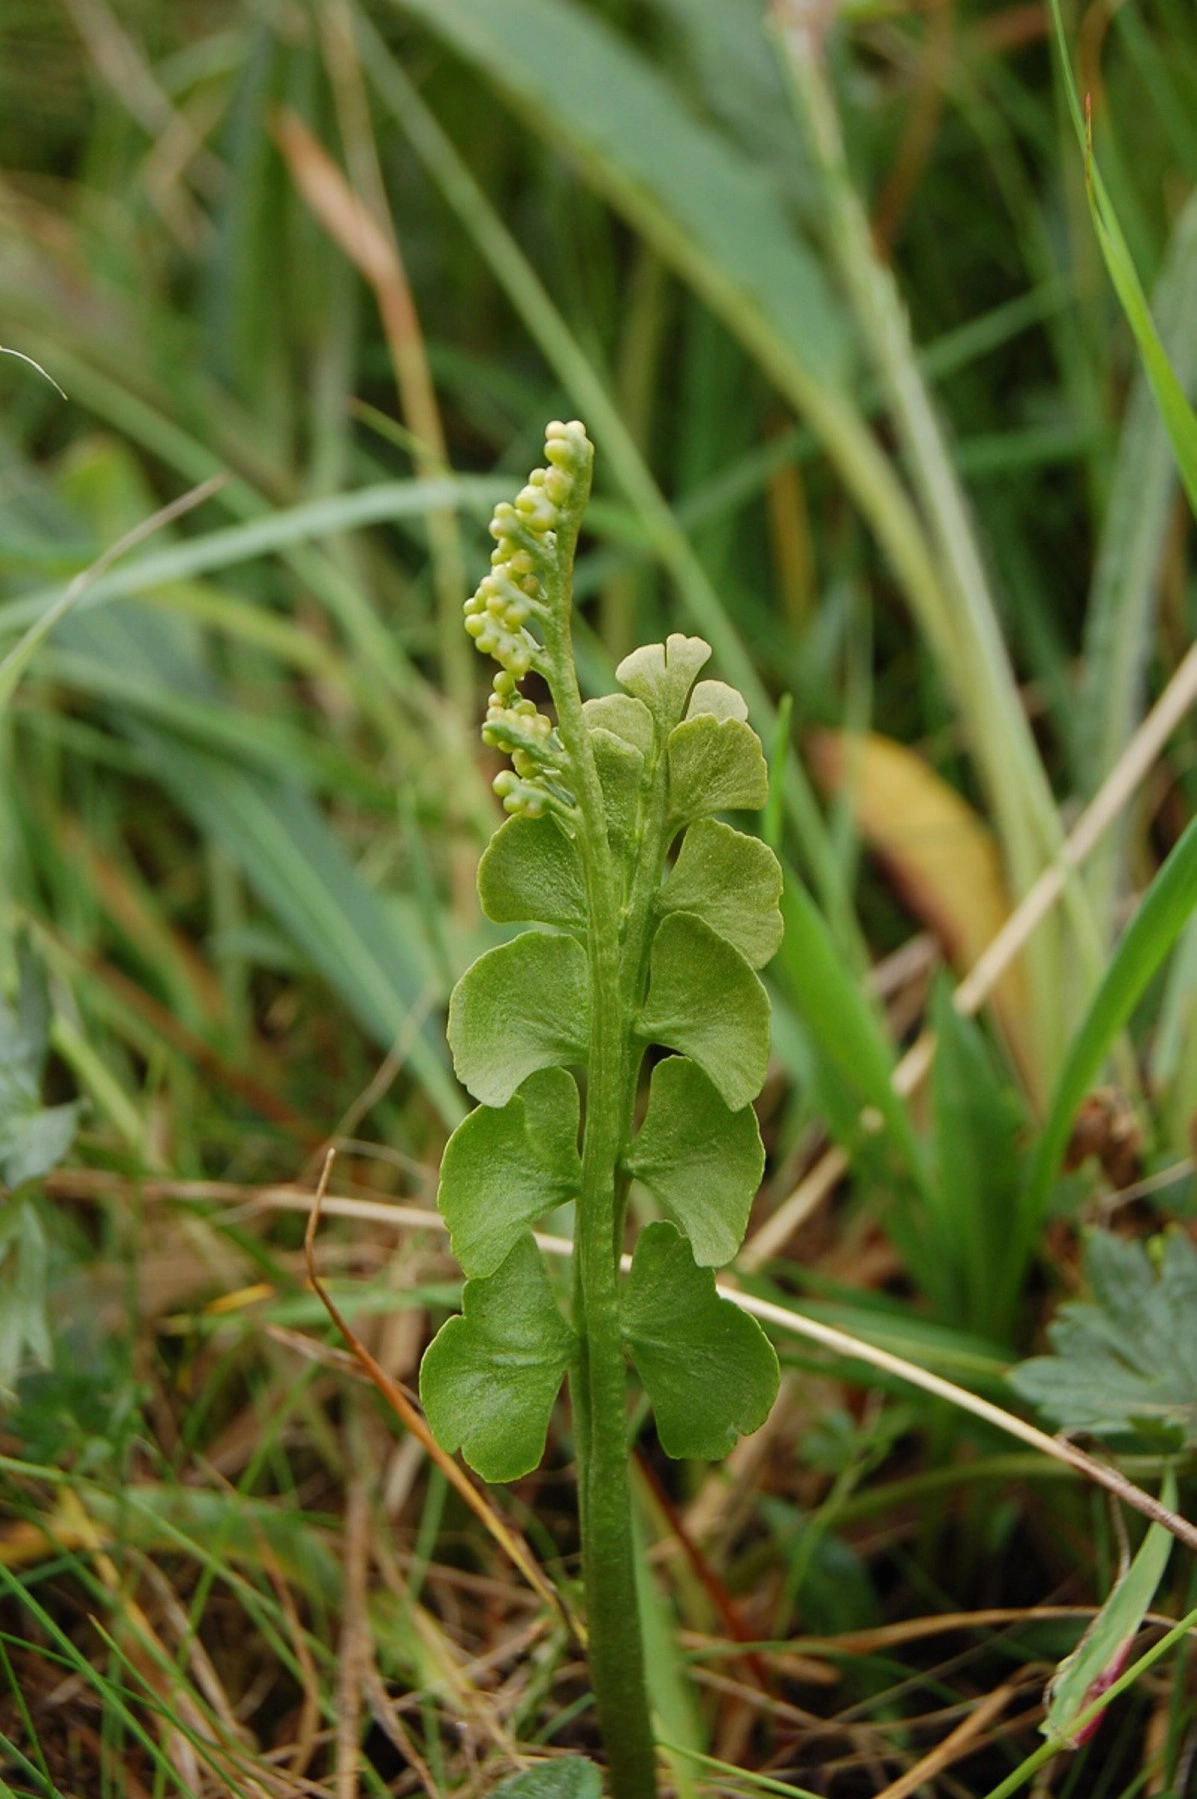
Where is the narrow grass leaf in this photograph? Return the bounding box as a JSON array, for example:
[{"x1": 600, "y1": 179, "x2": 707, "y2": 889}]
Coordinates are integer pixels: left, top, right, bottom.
[
  {"x1": 774, "y1": 872, "x2": 926, "y2": 1184},
  {"x1": 384, "y1": 0, "x2": 851, "y2": 390},
  {"x1": 808, "y1": 729, "x2": 1033, "y2": 1088},
  {"x1": 143, "y1": 736, "x2": 462, "y2": 1126},
  {"x1": 1042, "y1": 1468, "x2": 1176, "y2": 1747},
  {"x1": 1048, "y1": 0, "x2": 1197, "y2": 518},
  {"x1": 1023, "y1": 813, "x2": 1197, "y2": 1236}
]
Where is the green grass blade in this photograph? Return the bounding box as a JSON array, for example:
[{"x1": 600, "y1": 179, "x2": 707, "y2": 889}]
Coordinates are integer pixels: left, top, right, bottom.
[
  {"x1": 1048, "y1": 0, "x2": 1197, "y2": 519},
  {"x1": 0, "y1": 476, "x2": 502, "y2": 637},
  {"x1": 141, "y1": 735, "x2": 462, "y2": 1128},
  {"x1": 1022, "y1": 813, "x2": 1197, "y2": 1242},
  {"x1": 1078, "y1": 185, "x2": 1197, "y2": 905},
  {"x1": 358, "y1": 12, "x2": 867, "y2": 961},
  {"x1": 773, "y1": 872, "x2": 926, "y2": 1184},
  {"x1": 384, "y1": 0, "x2": 850, "y2": 392}
]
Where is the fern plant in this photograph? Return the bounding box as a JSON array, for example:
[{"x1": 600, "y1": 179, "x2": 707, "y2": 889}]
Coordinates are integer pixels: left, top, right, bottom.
[{"x1": 419, "y1": 421, "x2": 783, "y2": 1797}]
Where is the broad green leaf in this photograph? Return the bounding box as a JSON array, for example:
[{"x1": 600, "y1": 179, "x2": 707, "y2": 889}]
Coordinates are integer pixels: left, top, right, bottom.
[
  {"x1": 1042, "y1": 1468, "x2": 1176, "y2": 1748},
  {"x1": 590, "y1": 725, "x2": 645, "y2": 848},
  {"x1": 438, "y1": 1069, "x2": 582, "y2": 1278},
  {"x1": 492, "y1": 1760, "x2": 602, "y2": 1799},
  {"x1": 448, "y1": 930, "x2": 590, "y2": 1106},
  {"x1": 1023, "y1": 811, "x2": 1197, "y2": 1237},
  {"x1": 625, "y1": 1056, "x2": 763, "y2": 1267},
  {"x1": 666, "y1": 714, "x2": 769, "y2": 826},
  {"x1": 686, "y1": 679, "x2": 748, "y2": 723},
  {"x1": 658, "y1": 819, "x2": 782, "y2": 969},
  {"x1": 0, "y1": 1104, "x2": 79, "y2": 1194},
  {"x1": 616, "y1": 634, "x2": 710, "y2": 728},
  {"x1": 419, "y1": 1235, "x2": 576, "y2": 1482},
  {"x1": 637, "y1": 913, "x2": 770, "y2": 1110},
  {"x1": 1009, "y1": 1230, "x2": 1197, "y2": 1447},
  {"x1": 477, "y1": 814, "x2": 587, "y2": 932},
  {"x1": 583, "y1": 691, "x2": 655, "y2": 753},
  {"x1": 621, "y1": 1222, "x2": 778, "y2": 1458}
]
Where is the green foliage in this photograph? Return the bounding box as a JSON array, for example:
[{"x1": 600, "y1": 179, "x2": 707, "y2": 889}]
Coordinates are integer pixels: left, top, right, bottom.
[
  {"x1": 420, "y1": 422, "x2": 782, "y2": 1795},
  {"x1": 492, "y1": 1760, "x2": 602, "y2": 1799},
  {"x1": 621, "y1": 1222, "x2": 778, "y2": 1459},
  {"x1": 1041, "y1": 1469, "x2": 1176, "y2": 1750},
  {"x1": 637, "y1": 912, "x2": 770, "y2": 1111},
  {"x1": 447, "y1": 931, "x2": 590, "y2": 1106},
  {"x1": 0, "y1": 941, "x2": 78, "y2": 1394},
  {"x1": 657, "y1": 819, "x2": 783, "y2": 969},
  {"x1": 1048, "y1": 0, "x2": 1197, "y2": 522},
  {"x1": 0, "y1": 941, "x2": 77, "y2": 1196},
  {"x1": 423, "y1": 421, "x2": 781, "y2": 1482},
  {"x1": 1022, "y1": 813, "x2": 1197, "y2": 1245},
  {"x1": 1009, "y1": 1231, "x2": 1197, "y2": 1448},
  {"x1": 624, "y1": 1057, "x2": 763, "y2": 1268},
  {"x1": 926, "y1": 982, "x2": 1026, "y2": 1336},
  {"x1": 438, "y1": 1068, "x2": 581, "y2": 1278},
  {"x1": 420, "y1": 1235, "x2": 577, "y2": 1483},
  {"x1": 5, "y1": 0, "x2": 1197, "y2": 1782},
  {"x1": 478, "y1": 814, "x2": 587, "y2": 931}
]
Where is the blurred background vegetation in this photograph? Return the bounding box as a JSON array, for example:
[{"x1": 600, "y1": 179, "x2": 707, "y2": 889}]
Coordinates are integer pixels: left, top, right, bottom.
[{"x1": 0, "y1": 0, "x2": 1195, "y2": 1793}]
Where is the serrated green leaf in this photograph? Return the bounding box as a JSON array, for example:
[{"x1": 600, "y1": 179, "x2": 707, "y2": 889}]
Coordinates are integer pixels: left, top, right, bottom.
[
  {"x1": 686, "y1": 679, "x2": 747, "y2": 723},
  {"x1": 419, "y1": 1235, "x2": 576, "y2": 1482},
  {"x1": 448, "y1": 931, "x2": 589, "y2": 1107},
  {"x1": 616, "y1": 634, "x2": 710, "y2": 727},
  {"x1": 1009, "y1": 1229, "x2": 1197, "y2": 1447},
  {"x1": 438, "y1": 1069, "x2": 582, "y2": 1278},
  {"x1": 667, "y1": 714, "x2": 769, "y2": 826},
  {"x1": 637, "y1": 912, "x2": 769, "y2": 1109},
  {"x1": 625, "y1": 1056, "x2": 763, "y2": 1266},
  {"x1": 477, "y1": 814, "x2": 587, "y2": 932},
  {"x1": 492, "y1": 1760, "x2": 603, "y2": 1799},
  {"x1": 621, "y1": 1222, "x2": 778, "y2": 1458},
  {"x1": 583, "y1": 691, "x2": 655, "y2": 753},
  {"x1": 658, "y1": 819, "x2": 782, "y2": 969}
]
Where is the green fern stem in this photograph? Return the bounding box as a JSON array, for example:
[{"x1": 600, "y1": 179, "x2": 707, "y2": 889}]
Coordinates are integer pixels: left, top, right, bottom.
[
  {"x1": 541, "y1": 501, "x2": 659, "y2": 1799},
  {"x1": 427, "y1": 421, "x2": 782, "y2": 1797}
]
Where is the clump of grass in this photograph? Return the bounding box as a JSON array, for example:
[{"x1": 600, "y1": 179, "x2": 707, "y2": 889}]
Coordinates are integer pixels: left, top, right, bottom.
[{"x1": 0, "y1": 0, "x2": 1195, "y2": 1794}]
